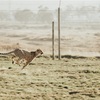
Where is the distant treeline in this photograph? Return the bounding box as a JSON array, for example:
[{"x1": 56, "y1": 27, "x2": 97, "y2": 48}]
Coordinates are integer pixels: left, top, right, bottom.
[{"x1": 0, "y1": 5, "x2": 100, "y2": 24}]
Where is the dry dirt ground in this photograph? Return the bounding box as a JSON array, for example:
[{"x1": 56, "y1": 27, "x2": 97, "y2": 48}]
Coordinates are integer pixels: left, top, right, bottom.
[
  {"x1": 0, "y1": 28, "x2": 100, "y2": 56},
  {"x1": 0, "y1": 56, "x2": 100, "y2": 100}
]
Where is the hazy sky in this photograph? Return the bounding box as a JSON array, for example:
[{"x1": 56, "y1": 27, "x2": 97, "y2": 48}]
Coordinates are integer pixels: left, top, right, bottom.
[{"x1": 0, "y1": 0, "x2": 100, "y2": 11}]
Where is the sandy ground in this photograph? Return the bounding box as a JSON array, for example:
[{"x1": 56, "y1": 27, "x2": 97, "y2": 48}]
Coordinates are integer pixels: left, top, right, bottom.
[
  {"x1": 0, "y1": 27, "x2": 100, "y2": 56},
  {"x1": 0, "y1": 56, "x2": 100, "y2": 100},
  {"x1": 0, "y1": 25, "x2": 100, "y2": 100}
]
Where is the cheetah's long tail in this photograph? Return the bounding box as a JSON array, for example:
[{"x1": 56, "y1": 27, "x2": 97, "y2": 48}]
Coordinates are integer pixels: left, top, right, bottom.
[{"x1": 0, "y1": 50, "x2": 14, "y2": 55}]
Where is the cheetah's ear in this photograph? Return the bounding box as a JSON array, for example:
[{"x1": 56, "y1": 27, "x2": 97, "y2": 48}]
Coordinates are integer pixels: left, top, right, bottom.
[
  {"x1": 36, "y1": 49, "x2": 41, "y2": 51},
  {"x1": 36, "y1": 49, "x2": 43, "y2": 54}
]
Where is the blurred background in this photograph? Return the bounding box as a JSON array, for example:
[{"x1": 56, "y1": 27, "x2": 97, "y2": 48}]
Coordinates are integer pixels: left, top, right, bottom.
[{"x1": 0, "y1": 0, "x2": 100, "y2": 56}]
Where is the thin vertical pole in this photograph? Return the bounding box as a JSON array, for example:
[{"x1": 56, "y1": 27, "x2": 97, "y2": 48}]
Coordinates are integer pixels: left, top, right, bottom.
[
  {"x1": 58, "y1": 7, "x2": 61, "y2": 60},
  {"x1": 52, "y1": 21, "x2": 55, "y2": 60}
]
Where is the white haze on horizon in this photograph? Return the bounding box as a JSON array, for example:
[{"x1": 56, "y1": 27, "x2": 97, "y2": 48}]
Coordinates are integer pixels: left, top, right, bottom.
[{"x1": 0, "y1": 0, "x2": 100, "y2": 11}]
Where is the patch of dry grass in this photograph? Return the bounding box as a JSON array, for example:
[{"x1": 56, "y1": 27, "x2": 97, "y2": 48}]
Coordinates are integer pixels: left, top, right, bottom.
[{"x1": 0, "y1": 56, "x2": 100, "y2": 100}]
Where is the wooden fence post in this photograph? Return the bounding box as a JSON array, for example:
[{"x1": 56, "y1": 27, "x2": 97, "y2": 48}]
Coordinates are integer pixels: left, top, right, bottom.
[
  {"x1": 58, "y1": 7, "x2": 61, "y2": 60},
  {"x1": 52, "y1": 21, "x2": 55, "y2": 60}
]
